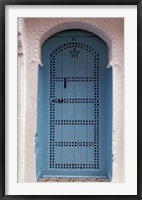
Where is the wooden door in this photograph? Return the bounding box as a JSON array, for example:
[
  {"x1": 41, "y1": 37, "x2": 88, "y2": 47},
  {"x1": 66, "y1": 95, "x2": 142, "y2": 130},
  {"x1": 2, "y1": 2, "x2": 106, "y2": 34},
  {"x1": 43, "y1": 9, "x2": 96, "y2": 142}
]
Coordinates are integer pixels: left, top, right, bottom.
[{"x1": 36, "y1": 29, "x2": 112, "y2": 181}]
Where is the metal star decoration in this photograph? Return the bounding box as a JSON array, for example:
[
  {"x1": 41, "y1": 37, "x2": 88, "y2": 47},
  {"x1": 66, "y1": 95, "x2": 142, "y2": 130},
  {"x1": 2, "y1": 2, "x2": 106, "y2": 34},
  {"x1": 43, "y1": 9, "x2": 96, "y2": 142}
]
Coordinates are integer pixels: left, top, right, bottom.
[{"x1": 69, "y1": 48, "x2": 80, "y2": 58}]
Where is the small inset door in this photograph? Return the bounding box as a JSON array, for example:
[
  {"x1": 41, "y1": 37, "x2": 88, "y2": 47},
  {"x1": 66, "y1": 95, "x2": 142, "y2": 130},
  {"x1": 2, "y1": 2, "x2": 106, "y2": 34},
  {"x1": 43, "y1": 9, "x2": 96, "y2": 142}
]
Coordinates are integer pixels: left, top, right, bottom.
[{"x1": 36, "y1": 29, "x2": 112, "y2": 180}]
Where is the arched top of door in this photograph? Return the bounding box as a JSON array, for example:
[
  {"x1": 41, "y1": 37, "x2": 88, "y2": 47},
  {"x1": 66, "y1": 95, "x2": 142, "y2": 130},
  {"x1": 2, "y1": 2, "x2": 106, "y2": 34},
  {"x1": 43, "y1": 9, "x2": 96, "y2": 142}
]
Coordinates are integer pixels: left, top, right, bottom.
[{"x1": 39, "y1": 21, "x2": 112, "y2": 68}]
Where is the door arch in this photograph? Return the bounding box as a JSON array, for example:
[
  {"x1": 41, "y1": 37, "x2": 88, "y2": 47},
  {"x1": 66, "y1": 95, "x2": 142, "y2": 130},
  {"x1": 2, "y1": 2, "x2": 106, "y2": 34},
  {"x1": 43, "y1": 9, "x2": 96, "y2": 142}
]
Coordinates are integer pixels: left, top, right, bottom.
[{"x1": 36, "y1": 29, "x2": 112, "y2": 181}]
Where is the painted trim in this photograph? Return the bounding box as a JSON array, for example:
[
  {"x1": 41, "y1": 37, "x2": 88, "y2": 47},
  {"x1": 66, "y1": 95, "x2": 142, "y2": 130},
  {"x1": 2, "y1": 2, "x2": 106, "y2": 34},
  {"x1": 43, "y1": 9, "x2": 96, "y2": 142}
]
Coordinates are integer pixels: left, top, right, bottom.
[{"x1": 38, "y1": 21, "x2": 112, "y2": 66}]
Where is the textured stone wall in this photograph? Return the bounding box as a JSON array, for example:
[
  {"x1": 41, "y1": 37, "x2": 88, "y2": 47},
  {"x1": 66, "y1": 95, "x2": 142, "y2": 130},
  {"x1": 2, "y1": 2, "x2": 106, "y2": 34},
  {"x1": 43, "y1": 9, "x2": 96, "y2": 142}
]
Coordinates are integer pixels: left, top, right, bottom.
[
  {"x1": 18, "y1": 18, "x2": 26, "y2": 182},
  {"x1": 18, "y1": 18, "x2": 124, "y2": 182}
]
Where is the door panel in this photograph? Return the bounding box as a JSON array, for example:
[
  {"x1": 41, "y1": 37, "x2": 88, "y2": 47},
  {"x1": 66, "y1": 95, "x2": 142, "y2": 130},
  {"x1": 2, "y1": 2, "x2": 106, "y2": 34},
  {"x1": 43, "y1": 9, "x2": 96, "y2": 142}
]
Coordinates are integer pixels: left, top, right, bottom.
[{"x1": 37, "y1": 30, "x2": 112, "y2": 180}]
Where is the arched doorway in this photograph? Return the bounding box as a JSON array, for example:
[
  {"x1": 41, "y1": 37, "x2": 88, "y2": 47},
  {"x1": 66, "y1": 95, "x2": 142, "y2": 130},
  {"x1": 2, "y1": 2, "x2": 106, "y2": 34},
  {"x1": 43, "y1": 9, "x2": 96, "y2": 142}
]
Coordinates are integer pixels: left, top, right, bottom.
[{"x1": 36, "y1": 29, "x2": 112, "y2": 181}]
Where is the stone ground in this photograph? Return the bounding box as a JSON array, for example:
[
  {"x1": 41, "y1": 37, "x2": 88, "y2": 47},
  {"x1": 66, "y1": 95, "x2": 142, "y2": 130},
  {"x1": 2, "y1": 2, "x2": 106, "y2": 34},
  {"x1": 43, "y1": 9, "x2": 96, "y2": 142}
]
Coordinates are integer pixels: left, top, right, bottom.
[{"x1": 40, "y1": 178, "x2": 108, "y2": 182}]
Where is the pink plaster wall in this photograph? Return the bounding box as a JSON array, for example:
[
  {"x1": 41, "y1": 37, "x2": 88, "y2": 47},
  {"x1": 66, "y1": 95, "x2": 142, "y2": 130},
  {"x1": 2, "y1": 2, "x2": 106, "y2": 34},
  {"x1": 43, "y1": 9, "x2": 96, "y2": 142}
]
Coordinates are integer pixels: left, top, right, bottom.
[{"x1": 18, "y1": 18, "x2": 124, "y2": 182}]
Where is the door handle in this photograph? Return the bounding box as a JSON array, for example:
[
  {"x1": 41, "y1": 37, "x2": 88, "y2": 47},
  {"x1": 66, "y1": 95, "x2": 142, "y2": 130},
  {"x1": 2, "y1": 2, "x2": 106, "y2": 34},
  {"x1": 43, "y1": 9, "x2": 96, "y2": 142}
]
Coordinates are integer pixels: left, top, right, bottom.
[{"x1": 64, "y1": 77, "x2": 67, "y2": 89}]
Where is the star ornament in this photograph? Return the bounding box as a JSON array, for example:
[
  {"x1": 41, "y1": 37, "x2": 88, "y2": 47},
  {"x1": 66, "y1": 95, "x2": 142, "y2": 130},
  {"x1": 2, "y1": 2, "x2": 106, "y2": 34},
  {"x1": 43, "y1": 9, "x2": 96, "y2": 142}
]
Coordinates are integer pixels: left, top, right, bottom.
[{"x1": 69, "y1": 48, "x2": 80, "y2": 58}]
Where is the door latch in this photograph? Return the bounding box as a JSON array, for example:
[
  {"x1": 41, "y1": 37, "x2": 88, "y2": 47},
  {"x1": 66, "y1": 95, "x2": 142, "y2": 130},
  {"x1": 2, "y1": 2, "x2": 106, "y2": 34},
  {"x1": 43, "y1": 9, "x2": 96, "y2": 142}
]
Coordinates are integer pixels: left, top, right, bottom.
[
  {"x1": 58, "y1": 99, "x2": 64, "y2": 103},
  {"x1": 49, "y1": 98, "x2": 64, "y2": 104}
]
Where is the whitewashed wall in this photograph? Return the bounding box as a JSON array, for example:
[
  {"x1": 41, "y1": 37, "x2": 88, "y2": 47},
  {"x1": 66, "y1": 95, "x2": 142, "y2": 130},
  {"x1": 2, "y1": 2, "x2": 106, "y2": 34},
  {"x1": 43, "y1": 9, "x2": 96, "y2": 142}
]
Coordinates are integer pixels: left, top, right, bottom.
[{"x1": 18, "y1": 18, "x2": 124, "y2": 182}]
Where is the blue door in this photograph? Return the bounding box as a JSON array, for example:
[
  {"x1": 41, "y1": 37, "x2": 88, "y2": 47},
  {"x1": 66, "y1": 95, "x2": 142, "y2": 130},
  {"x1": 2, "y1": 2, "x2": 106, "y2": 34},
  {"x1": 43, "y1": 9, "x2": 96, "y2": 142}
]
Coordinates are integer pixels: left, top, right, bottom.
[{"x1": 36, "y1": 30, "x2": 112, "y2": 181}]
